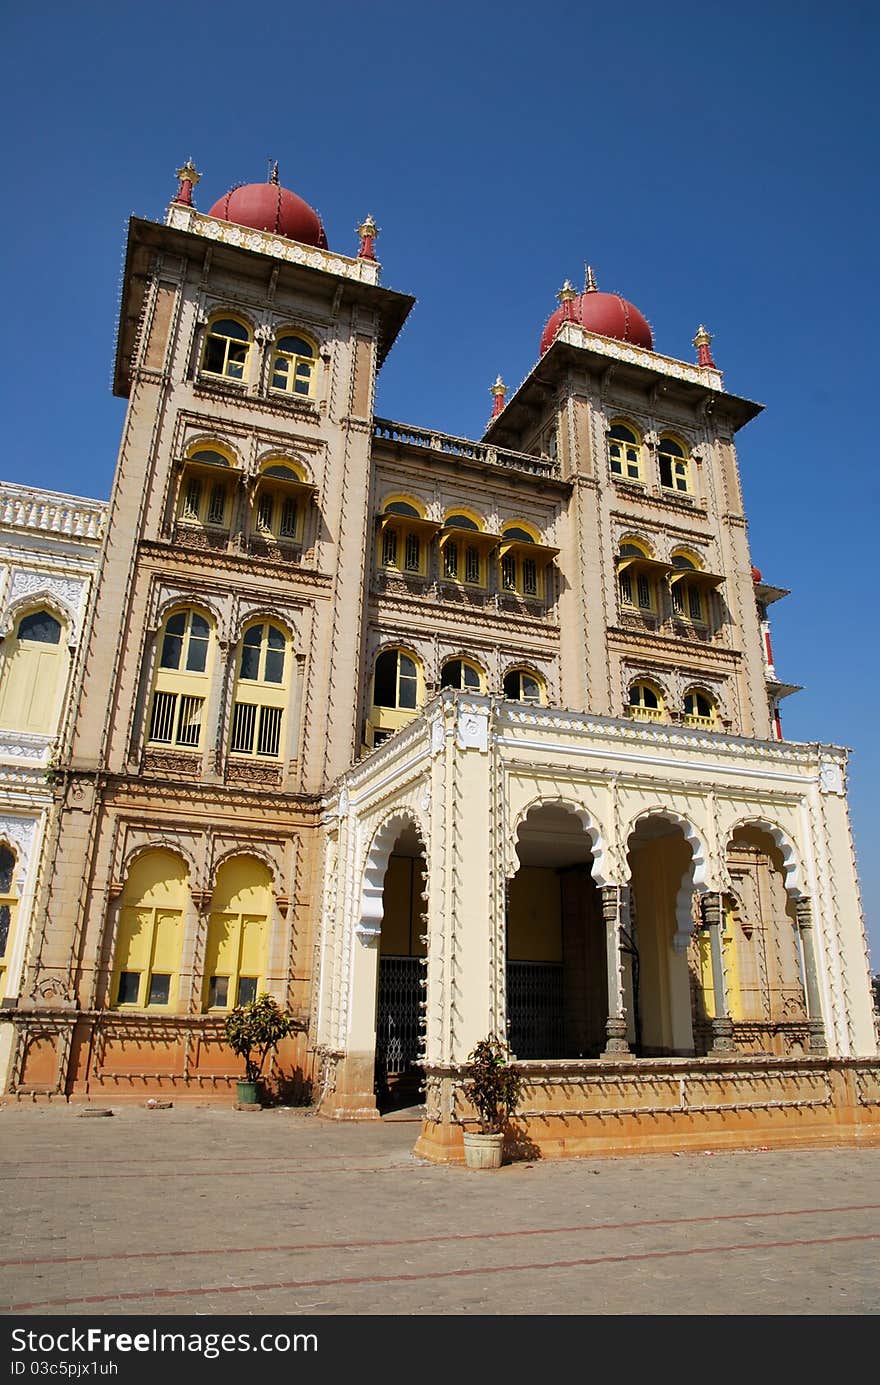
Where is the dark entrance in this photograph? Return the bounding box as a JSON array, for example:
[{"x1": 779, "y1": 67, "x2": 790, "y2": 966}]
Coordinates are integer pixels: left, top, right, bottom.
[
  {"x1": 373, "y1": 831, "x2": 426, "y2": 1110},
  {"x1": 506, "y1": 805, "x2": 607, "y2": 1058}
]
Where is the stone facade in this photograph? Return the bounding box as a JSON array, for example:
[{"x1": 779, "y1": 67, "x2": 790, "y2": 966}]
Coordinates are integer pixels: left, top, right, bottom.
[{"x1": 3, "y1": 173, "x2": 877, "y2": 1158}]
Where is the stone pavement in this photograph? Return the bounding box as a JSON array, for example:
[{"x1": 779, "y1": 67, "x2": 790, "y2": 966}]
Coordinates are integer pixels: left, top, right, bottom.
[{"x1": 1, "y1": 1103, "x2": 878, "y2": 1316}]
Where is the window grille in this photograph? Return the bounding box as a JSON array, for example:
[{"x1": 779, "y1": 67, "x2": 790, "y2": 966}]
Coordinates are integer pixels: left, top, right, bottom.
[
  {"x1": 279, "y1": 497, "x2": 298, "y2": 538},
  {"x1": 620, "y1": 571, "x2": 633, "y2": 604},
  {"x1": 149, "y1": 690, "x2": 177, "y2": 743},
  {"x1": 501, "y1": 553, "x2": 516, "y2": 590},
  {"x1": 230, "y1": 702, "x2": 257, "y2": 753},
  {"x1": 175, "y1": 695, "x2": 203, "y2": 747},
  {"x1": 637, "y1": 574, "x2": 651, "y2": 608},
  {"x1": 465, "y1": 545, "x2": 480, "y2": 583},
  {"x1": 382, "y1": 526, "x2": 398, "y2": 567},
  {"x1": 257, "y1": 494, "x2": 274, "y2": 531},
  {"x1": 523, "y1": 558, "x2": 538, "y2": 596},
  {"x1": 257, "y1": 705, "x2": 283, "y2": 757},
  {"x1": 444, "y1": 541, "x2": 459, "y2": 578},
  {"x1": 183, "y1": 479, "x2": 202, "y2": 520},
  {"x1": 689, "y1": 587, "x2": 703, "y2": 620},
  {"x1": 404, "y1": 532, "x2": 421, "y2": 572},
  {"x1": 207, "y1": 483, "x2": 226, "y2": 525}
]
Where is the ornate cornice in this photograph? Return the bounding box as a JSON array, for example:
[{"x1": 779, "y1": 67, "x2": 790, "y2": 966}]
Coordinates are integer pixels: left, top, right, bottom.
[{"x1": 166, "y1": 204, "x2": 381, "y2": 285}]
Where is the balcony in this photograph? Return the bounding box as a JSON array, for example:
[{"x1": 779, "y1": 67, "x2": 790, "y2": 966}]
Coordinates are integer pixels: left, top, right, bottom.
[{"x1": 373, "y1": 419, "x2": 560, "y2": 480}]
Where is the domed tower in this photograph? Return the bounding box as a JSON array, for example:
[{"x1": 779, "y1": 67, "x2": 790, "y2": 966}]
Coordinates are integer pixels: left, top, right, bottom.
[
  {"x1": 540, "y1": 268, "x2": 653, "y2": 354},
  {"x1": 207, "y1": 166, "x2": 329, "y2": 248}
]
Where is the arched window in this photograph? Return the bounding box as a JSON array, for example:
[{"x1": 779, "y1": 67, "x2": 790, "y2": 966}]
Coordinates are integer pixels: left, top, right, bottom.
[
  {"x1": 229, "y1": 622, "x2": 291, "y2": 760},
  {"x1": 669, "y1": 550, "x2": 723, "y2": 625},
  {"x1": 0, "y1": 607, "x2": 69, "y2": 736},
  {"x1": 440, "y1": 658, "x2": 484, "y2": 692},
  {"x1": 203, "y1": 857, "x2": 272, "y2": 1011},
  {"x1": 367, "y1": 648, "x2": 422, "y2": 747},
  {"x1": 112, "y1": 849, "x2": 187, "y2": 1009},
  {"x1": 503, "y1": 668, "x2": 545, "y2": 704},
  {"x1": 252, "y1": 461, "x2": 310, "y2": 547},
  {"x1": 439, "y1": 511, "x2": 491, "y2": 586},
  {"x1": 627, "y1": 680, "x2": 665, "y2": 722},
  {"x1": 377, "y1": 499, "x2": 437, "y2": 578},
  {"x1": 270, "y1": 332, "x2": 317, "y2": 399},
  {"x1": 617, "y1": 540, "x2": 668, "y2": 614},
  {"x1": 683, "y1": 689, "x2": 718, "y2": 728},
  {"x1": 608, "y1": 422, "x2": 643, "y2": 482},
  {"x1": 670, "y1": 553, "x2": 704, "y2": 622},
  {"x1": 177, "y1": 444, "x2": 236, "y2": 531},
  {"x1": 658, "y1": 436, "x2": 691, "y2": 493},
  {"x1": 147, "y1": 609, "x2": 213, "y2": 749},
  {"x1": 200, "y1": 316, "x2": 252, "y2": 383},
  {"x1": 499, "y1": 524, "x2": 556, "y2": 600},
  {"x1": 0, "y1": 844, "x2": 19, "y2": 1003}
]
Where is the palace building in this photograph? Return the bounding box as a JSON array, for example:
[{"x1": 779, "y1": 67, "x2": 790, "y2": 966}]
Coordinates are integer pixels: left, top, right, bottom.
[{"x1": 2, "y1": 163, "x2": 877, "y2": 1158}]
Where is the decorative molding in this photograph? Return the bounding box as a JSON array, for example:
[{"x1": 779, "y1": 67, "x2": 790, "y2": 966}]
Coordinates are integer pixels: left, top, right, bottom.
[
  {"x1": 0, "y1": 815, "x2": 37, "y2": 866},
  {"x1": 0, "y1": 731, "x2": 54, "y2": 764},
  {"x1": 456, "y1": 705, "x2": 488, "y2": 752},
  {"x1": 166, "y1": 205, "x2": 381, "y2": 286},
  {"x1": 818, "y1": 758, "x2": 845, "y2": 797}
]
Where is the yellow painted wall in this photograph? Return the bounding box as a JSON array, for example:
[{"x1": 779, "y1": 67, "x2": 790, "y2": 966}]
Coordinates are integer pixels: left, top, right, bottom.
[
  {"x1": 0, "y1": 629, "x2": 68, "y2": 735},
  {"x1": 113, "y1": 850, "x2": 187, "y2": 1009},
  {"x1": 203, "y1": 856, "x2": 272, "y2": 1009},
  {"x1": 507, "y1": 867, "x2": 563, "y2": 961},
  {"x1": 629, "y1": 833, "x2": 692, "y2": 1052}
]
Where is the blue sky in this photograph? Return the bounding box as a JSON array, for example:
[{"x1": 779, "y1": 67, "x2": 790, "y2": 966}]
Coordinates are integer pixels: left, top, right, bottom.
[{"x1": 2, "y1": 1, "x2": 878, "y2": 963}]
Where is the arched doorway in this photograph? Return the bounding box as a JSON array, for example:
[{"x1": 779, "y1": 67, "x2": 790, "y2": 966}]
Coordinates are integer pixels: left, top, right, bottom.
[
  {"x1": 626, "y1": 815, "x2": 699, "y2": 1056},
  {"x1": 374, "y1": 824, "x2": 427, "y2": 1109},
  {"x1": 506, "y1": 804, "x2": 607, "y2": 1058}
]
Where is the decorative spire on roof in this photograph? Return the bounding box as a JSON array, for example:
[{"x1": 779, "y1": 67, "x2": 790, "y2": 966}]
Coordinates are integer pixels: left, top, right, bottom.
[
  {"x1": 585, "y1": 264, "x2": 598, "y2": 293},
  {"x1": 357, "y1": 214, "x2": 379, "y2": 261},
  {"x1": 557, "y1": 279, "x2": 577, "y2": 322},
  {"x1": 172, "y1": 159, "x2": 201, "y2": 207},
  {"x1": 693, "y1": 324, "x2": 716, "y2": 368},
  {"x1": 269, "y1": 159, "x2": 280, "y2": 185},
  {"x1": 490, "y1": 375, "x2": 508, "y2": 420}
]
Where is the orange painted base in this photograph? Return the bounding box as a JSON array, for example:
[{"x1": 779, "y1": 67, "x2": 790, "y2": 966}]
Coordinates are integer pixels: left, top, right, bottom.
[{"x1": 414, "y1": 1056, "x2": 880, "y2": 1163}]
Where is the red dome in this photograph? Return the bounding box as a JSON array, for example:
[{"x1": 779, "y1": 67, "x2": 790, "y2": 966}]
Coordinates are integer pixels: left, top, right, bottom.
[
  {"x1": 207, "y1": 182, "x2": 327, "y2": 248},
  {"x1": 541, "y1": 291, "x2": 653, "y2": 354}
]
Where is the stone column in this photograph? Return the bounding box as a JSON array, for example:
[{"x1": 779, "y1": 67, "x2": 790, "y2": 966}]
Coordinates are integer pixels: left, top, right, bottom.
[
  {"x1": 600, "y1": 885, "x2": 630, "y2": 1056},
  {"x1": 702, "y1": 893, "x2": 736, "y2": 1056},
  {"x1": 795, "y1": 898, "x2": 828, "y2": 1053}
]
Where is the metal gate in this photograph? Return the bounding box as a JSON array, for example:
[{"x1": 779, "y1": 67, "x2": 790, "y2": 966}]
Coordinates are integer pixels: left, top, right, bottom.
[
  {"x1": 375, "y1": 955, "x2": 423, "y2": 1095},
  {"x1": 506, "y1": 961, "x2": 565, "y2": 1058}
]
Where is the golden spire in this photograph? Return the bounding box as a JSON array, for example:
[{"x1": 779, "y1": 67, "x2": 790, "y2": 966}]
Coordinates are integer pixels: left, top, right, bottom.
[{"x1": 585, "y1": 264, "x2": 598, "y2": 293}]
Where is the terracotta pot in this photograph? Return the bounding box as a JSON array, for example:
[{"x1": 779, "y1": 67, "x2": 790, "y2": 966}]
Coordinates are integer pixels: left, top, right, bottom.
[{"x1": 463, "y1": 1130, "x2": 504, "y2": 1169}]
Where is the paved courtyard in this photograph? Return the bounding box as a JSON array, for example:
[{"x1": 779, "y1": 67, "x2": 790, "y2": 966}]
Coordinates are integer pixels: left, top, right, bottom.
[{"x1": 1, "y1": 1103, "x2": 878, "y2": 1316}]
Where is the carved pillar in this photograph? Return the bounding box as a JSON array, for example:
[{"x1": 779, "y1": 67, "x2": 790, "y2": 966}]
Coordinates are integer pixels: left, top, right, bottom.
[
  {"x1": 795, "y1": 898, "x2": 827, "y2": 1053},
  {"x1": 600, "y1": 885, "x2": 630, "y2": 1056},
  {"x1": 702, "y1": 893, "x2": 735, "y2": 1055}
]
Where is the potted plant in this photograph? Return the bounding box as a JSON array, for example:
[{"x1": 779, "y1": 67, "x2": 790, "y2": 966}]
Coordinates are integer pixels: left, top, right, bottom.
[
  {"x1": 461, "y1": 1035, "x2": 524, "y2": 1169},
  {"x1": 224, "y1": 992, "x2": 294, "y2": 1106}
]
